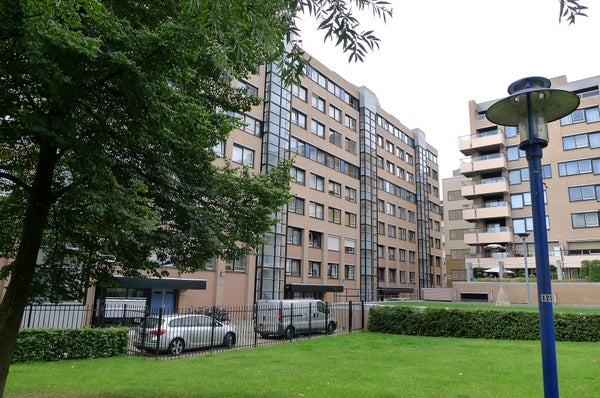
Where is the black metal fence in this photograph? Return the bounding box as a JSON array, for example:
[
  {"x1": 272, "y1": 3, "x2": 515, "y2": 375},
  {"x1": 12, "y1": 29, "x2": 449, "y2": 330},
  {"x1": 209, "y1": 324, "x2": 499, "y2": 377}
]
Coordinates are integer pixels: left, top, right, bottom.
[{"x1": 20, "y1": 301, "x2": 367, "y2": 359}]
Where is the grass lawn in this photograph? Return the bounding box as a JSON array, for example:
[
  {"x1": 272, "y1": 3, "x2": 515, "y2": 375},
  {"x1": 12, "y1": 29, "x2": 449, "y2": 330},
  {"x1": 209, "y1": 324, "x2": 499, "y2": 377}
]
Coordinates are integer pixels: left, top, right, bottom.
[{"x1": 5, "y1": 332, "x2": 600, "y2": 398}]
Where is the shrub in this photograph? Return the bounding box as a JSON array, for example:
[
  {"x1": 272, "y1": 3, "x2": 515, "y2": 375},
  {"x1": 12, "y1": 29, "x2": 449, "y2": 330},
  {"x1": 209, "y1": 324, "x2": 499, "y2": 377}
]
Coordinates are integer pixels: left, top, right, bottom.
[
  {"x1": 12, "y1": 328, "x2": 128, "y2": 363},
  {"x1": 368, "y1": 306, "x2": 600, "y2": 342}
]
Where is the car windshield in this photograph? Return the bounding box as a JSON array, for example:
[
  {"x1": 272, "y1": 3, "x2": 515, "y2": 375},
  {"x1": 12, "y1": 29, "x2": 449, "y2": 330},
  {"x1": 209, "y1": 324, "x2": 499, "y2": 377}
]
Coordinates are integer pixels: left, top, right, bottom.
[{"x1": 139, "y1": 317, "x2": 162, "y2": 328}]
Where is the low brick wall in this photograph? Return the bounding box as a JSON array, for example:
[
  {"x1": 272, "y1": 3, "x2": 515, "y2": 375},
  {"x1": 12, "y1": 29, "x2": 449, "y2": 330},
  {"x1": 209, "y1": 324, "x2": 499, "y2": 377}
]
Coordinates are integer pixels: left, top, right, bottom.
[{"x1": 453, "y1": 282, "x2": 600, "y2": 306}]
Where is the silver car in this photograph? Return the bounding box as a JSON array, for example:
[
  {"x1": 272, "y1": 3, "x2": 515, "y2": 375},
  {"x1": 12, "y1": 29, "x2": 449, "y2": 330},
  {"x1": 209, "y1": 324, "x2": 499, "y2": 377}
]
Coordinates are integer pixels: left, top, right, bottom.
[{"x1": 134, "y1": 313, "x2": 237, "y2": 355}]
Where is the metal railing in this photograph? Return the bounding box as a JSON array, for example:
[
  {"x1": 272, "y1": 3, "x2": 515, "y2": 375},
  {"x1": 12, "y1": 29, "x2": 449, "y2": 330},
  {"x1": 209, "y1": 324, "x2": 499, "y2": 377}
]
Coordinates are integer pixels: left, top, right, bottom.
[{"x1": 19, "y1": 301, "x2": 367, "y2": 359}]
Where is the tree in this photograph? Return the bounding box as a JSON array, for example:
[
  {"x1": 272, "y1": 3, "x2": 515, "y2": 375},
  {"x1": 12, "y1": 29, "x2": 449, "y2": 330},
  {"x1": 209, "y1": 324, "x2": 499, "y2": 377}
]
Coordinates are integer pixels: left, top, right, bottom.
[{"x1": 0, "y1": 0, "x2": 392, "y2": 395}]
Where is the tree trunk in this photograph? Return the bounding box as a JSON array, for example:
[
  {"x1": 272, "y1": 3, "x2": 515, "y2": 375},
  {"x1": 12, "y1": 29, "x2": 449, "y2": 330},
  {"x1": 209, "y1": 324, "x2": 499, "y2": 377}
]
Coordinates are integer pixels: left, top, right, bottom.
[{"x1": 0, "y1": 144, "x2": 58, "y2": 397}]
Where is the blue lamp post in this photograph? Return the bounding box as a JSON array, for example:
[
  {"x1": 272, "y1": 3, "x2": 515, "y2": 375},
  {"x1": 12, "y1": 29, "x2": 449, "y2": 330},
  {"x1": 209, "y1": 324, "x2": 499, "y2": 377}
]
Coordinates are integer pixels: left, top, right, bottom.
[{"x1": 487, "y1": 77, "x2": 579, "y2": 398}]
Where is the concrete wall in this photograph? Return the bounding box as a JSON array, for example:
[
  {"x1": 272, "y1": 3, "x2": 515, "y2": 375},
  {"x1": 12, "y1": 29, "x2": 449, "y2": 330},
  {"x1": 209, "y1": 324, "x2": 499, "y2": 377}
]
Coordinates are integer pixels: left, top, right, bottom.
[{"x1": 453, "y1": 282, "x2": 600, "y2": 306}]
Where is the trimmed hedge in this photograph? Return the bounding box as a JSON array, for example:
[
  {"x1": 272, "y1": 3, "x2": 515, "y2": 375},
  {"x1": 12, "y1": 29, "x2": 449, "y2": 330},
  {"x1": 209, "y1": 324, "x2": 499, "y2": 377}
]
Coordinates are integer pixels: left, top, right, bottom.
[
  {"x1": 13, "y1": 328, "x2": 129, "y2": 363},
  {"x1": 368, "y1": 306, "x2": 600, "y2": 342}
]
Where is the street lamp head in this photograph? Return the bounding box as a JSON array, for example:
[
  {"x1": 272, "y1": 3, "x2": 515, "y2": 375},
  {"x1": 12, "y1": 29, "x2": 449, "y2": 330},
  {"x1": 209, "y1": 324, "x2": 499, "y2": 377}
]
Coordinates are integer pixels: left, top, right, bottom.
[
  {"x1": 516, "y1": 232, "x2": 530, "y2": 240},
  {"x1": 486, "y1": 77, "x2": 580, "y2": 149}
]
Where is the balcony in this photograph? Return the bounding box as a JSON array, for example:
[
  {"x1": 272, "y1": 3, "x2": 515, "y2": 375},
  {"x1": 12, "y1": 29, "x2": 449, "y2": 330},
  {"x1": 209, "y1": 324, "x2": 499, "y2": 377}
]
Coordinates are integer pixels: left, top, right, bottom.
[
  {"x1": 461, "y1": 177, "x2": 509, "y2": 199},
  {"x1": 459, "y1": 130, "x2": 504, "y2": 156},
  {"x1": 464, "y1": 226, "x2": 512, "y2": 246},
  {"x1": 460, "y1": 153, "x2": 507, "y2": 177},
  {"x1": 463, "y1": 202, "x2": 511, "y2": 221}
]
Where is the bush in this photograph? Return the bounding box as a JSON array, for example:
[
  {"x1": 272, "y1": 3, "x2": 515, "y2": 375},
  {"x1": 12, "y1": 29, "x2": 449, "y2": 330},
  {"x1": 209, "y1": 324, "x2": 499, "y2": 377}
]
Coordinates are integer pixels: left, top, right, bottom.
[
  {"x1": 368, "y1": 306, "x2": 600, "y2": 342},
  {"x1": 12, "y1": 328, "x2": 129, "y2": 363}
]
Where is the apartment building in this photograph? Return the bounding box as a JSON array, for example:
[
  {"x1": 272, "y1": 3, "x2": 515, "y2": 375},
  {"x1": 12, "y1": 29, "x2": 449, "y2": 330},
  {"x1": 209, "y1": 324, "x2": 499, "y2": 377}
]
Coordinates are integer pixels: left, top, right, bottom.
[
  {"x1": 444, "y1": 75, "x2": 600, "y2": 283},
  {"x1": 129, "y1": 53, "x2": 442, "y2": 309}
]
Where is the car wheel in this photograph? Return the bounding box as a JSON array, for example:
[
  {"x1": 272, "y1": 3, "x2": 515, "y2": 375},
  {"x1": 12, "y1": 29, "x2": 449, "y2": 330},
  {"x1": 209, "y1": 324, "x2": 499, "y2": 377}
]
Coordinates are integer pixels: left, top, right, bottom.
[
  {"x1": 222, "y1": 332, "x2": 236, "y2": 348},
  {"x1": 259, "y1": 333, "x2": 269, "y2": 338},
  {"x1": 326, "y1": 321, "x2": 336, "y2": 334},
  {"x1": 284, "y1": 325, "x2": 295, "y2": 339},
  {"x1": 168, "y1": 338, "x2": 185, "y2": 355}
]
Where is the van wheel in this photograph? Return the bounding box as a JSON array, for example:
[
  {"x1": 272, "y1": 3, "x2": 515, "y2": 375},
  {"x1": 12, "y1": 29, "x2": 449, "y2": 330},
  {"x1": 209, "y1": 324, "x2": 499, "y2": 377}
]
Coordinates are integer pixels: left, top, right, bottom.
[
  {"x1": 284, "y1": 325, "x2": 295, "y2": 339},
  {"x1": 222, "y1": 332, "x2": 236, "y2": 348},
  {"x1": 168, "y1": 338, "x2": 185, "y2": 355},
  {"x1": 326, "y1": 321, "x2": 336, "y2": 334}
]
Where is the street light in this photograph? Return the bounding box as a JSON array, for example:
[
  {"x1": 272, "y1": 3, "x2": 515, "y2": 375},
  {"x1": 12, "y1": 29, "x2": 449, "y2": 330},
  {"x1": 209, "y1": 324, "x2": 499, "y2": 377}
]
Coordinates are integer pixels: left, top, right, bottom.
[
  {"x1": 517, "y1": 232, "x2": 531, "y2": 307},
  {"x1": 487, "y1": 76, "x2": 579, "y2": 398}
]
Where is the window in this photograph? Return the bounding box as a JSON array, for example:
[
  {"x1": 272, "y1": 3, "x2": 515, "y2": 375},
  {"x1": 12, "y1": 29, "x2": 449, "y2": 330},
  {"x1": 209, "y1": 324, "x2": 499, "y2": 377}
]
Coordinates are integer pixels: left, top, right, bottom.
[
  {"x1": 291, "y1": 108, "x2": 307, "y2": 128},
  {"x1": 399, "y1": 249, "x2": 406, "y2": 262},
  {"x1": 396, "y1": 147, "x2": 404, "y2": 159},
  {"x1": 328, "y1": 263, "x2": 339, "y2": 279},
  {"x1": 408, "y1": 211, "x2": 415, "y2": 222},
  {"x1": 205, "y1": 257, "x2": 217, "y2": 271},
  {"x1": 409, "y1": 251, "x2": 416, "y2": 263},
  {"x1": 288, "y1": 196, "x2": 305, "y2": 215},
  {"x1": 386, "y1": 140, "x2": 394, "y2": 153},
  {"x1": 386, "y1": 160, "x2": 394, "y2": 174},
  {"x1": 560, "y1": 106, "x2": 600, "y2": 126},
  {"x1": 311, "y1": 94, "x2": 325, "y2": 112},
  {"x1": 310, "y1": 173, "x2": 325, "y2": 191},
  {"x1": 572, "y1": 212, "x2": 600, "y2": 228},
  {"x1": 388, "y1": 268, "x2": 397, "y2": 282},
  {"x1": 328, "y1": 207, "x2": 341, "y2": 224},
  {"x1": 345, "y1": 212, "x2": 357, "y2": 228},
  {"x1": 386, "y1": 202, "x2": 396, "y2": 216},
  {"x1": 408, "y1": 230, "x2": 416, "y2": 242},
  {"x1": 308, "y1": 261, "x2": 321, "y2": 277},
  {"x1": 291, "y1": 84, "x2": 307, "y2": 101},
  {"x1": 377, "y1": 199, "x2": 385, "y2": 212},
  {"x1": 568, "y1": 185, "x2": 598, "y2": 201},
  {"x1": 513, "y1": 216, "x2": 549, "y2": 234},
  {"x1": 309, "y1": 202, "x2": 324, "y2": 219},
  {"x1": 212, "y1": 141, "x2": 225, "y2": 158},
  {"x1": 287, "y1": 227, "x2": 303, "y2": 245},
  {"x1": 558, "y1": 159, "x2": 594, "y2": 176},
  {"x1": 225, "y1": 256, "x2": 248, "y2": 272},
  {"x1": 388, "y1": 247, "x2": 396, "y2": 260},
  {"x1": 406, "y1": 153, "x2": 413, "y2": 165},
  {"x1": 232, "y1": 144, "x2": 254, "y2": 167},
  {"x1": 236, "y1": 80, "x2": 259, "y2": 97},
  {"x1": 400, "y1": 270, "x2": 406, "y2": 283},
  {"x1": 377, "y1": 221, "x2": 385, "y2": 235},
  {"x1": 449, "y1": 229, "x2": 466, "y2": 240},
  {"x1": 563, "y1": 133, "x2": 590, "y2": 150},
  {"x1": 286, "y1": 259, "x2": 301, "y2": 276},
  {"x1": 345, "y1": 186, "x2": 357, "y2": 202},
  {"x1": 399, "y1": 228, "x2": 407, "y2": 240},
  {"x1": 377, "y1": 135, "x2": 384, "y2": 147},
  {"x1": 406, "y1": 172, "x2": 414, "y2": 184},
  {"x1": 344, "y1": 114, "x2": 356, "y2": 131},
  {"x1": 376, "y1": 155, "x2": 384, "y2": 168},
  {"x1": 396, "y1": 165, "x2": 404, "y2": 177},
  {"x1": 290, "y1": 166, "x2": 305, "y2": 185},
  {"x1": 505, "y1": 126, "x2": 518, "y2": 138},
  {"x1": 344, "y1": 238, "x2": 356, "y2": 254},
  {"x1": 311, "y1": 120, "x2": 325, "y2": 138},
  {"x1": 507, "y1": 145, "x2": 525, "y2": 161},
  {"x1": 377, "y1": 245, "x2": 384, "y2": 258},
  {"x1": 398, "y1": 207, "x2": 406, "y2": 219},
  {"x1": 329, "y1": 105, "x2": 342, "y2": 122},
  {"x1": 409, "y1": 271, "x2": 416, "y2": 283},
  {"x1": 328, "y1": 180, "x2": 342, "y2": 197},
  {"x1": 329, "y1": 129, "x2": 342, "y2": 147},
  {"x1": 308, "y1": 231, "x2": 323, "y2": 248},
  {"x1": 345, "y1": 137, "x2": 357, "y2": 154},
  {"x1": 345, "y1": 265, "x2": 355, "y2": 280},
  {"x1": 387, "y1": 224, "x2": 397, "y2": 238},
  {"x1": 327, "y1": 235, "x2": 341, "y2": 251}
]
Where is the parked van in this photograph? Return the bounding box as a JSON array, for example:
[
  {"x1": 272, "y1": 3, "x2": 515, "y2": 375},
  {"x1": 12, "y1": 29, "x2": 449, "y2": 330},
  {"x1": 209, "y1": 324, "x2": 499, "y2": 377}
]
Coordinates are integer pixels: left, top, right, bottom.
[{"x1": 254, "y1": 299, "x2": 336, "y2": 338}]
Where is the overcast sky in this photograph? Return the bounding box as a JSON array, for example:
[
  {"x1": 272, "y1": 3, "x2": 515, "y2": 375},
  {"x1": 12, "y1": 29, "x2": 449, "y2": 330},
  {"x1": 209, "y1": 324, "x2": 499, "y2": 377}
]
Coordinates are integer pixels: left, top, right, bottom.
[{"x1": 299, "y1": 0, "x2": 599, "y2": 180}]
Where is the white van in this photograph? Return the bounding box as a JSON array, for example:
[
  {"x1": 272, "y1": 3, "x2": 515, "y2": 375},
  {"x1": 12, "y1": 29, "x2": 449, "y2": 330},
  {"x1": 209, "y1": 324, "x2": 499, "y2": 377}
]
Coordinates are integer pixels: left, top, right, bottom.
[{"x1": 254, "y1": 299, "x2": 336, "y2": 338}]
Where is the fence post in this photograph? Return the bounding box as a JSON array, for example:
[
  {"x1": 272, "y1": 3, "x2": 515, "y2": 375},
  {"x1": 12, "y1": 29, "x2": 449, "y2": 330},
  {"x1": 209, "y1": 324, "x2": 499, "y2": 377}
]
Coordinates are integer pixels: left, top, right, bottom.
[
  {"x1": 348, "y1": 300, "x2": 353, "y2": 333},
  {"x1": 361, "y1": 301, "x2": 365, "y2": 330},
  {"x1": 308, "y1": 302, "x2": 312, "y2": 339},
  {"x1": 289, "y1": 303, "x2": 294, "y2": 341},
  {"x1": 154, "y1": 307, "x2": 163, "y2": 357}
]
